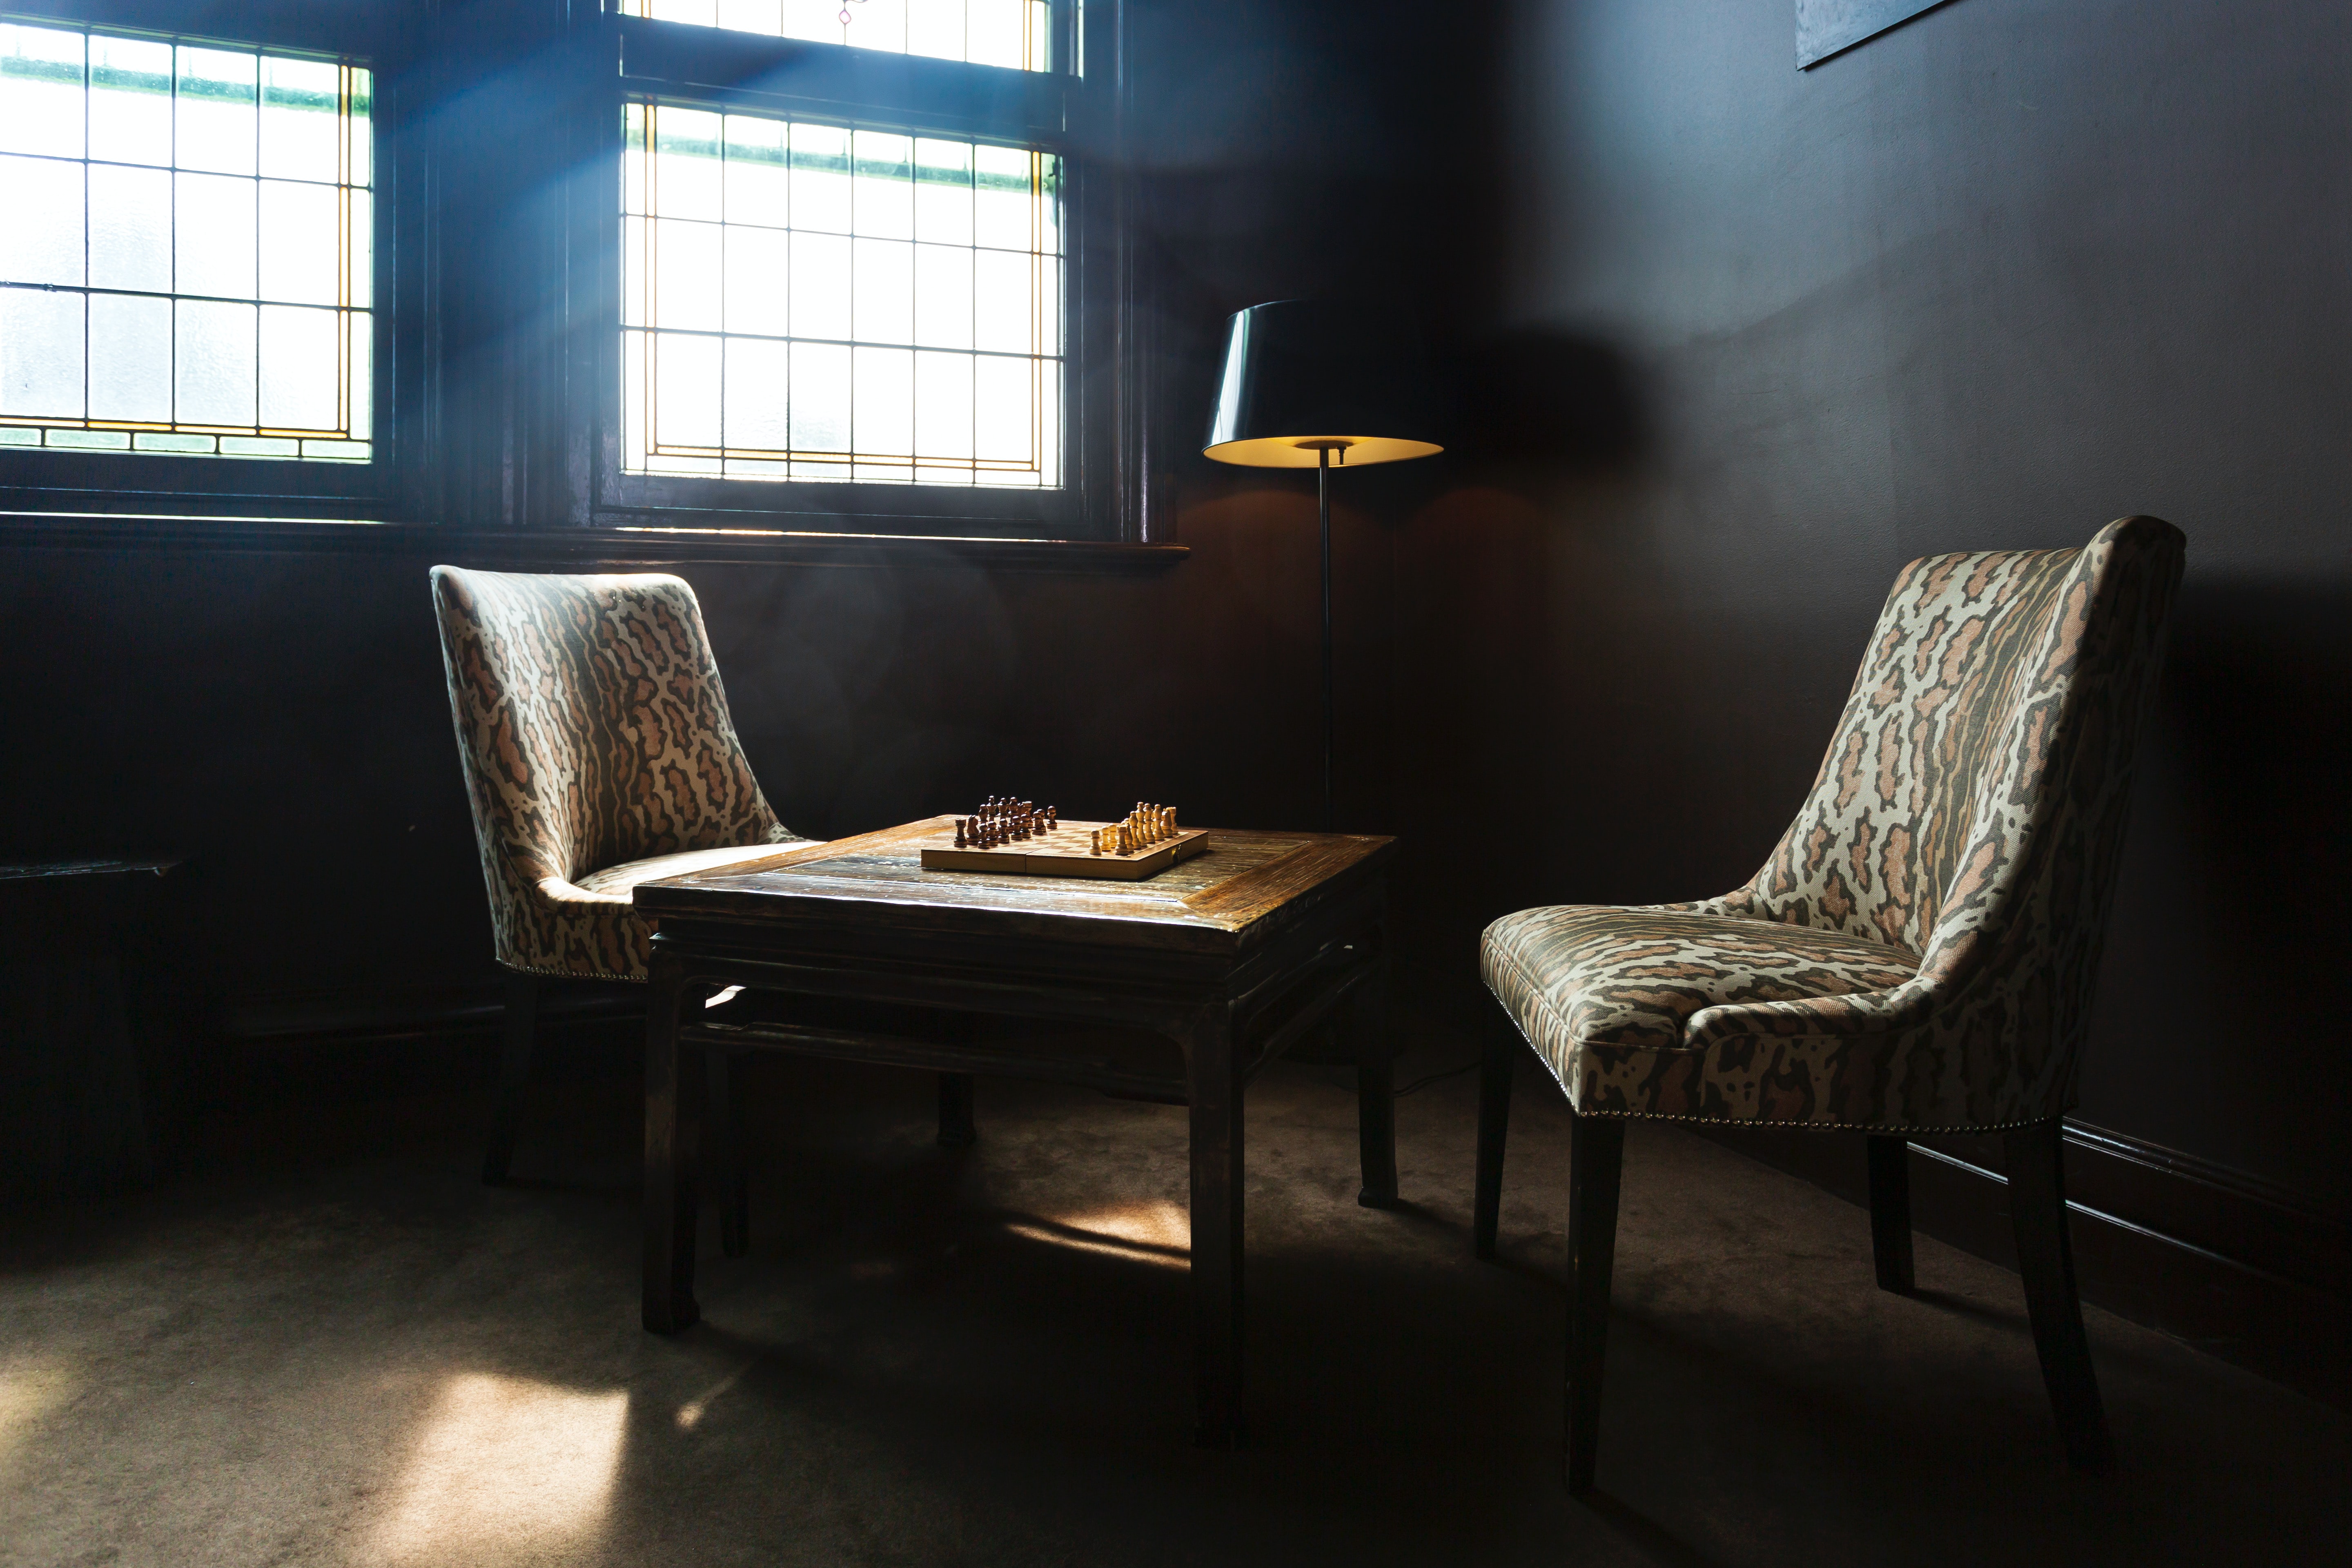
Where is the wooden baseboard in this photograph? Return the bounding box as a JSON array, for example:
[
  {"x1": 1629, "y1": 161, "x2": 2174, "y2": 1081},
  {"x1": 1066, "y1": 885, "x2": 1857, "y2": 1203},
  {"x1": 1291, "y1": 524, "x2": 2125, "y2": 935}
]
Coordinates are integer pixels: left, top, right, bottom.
[{"x1": 1695, "y1": 1120, "x2": 2351, "y2": 1413}]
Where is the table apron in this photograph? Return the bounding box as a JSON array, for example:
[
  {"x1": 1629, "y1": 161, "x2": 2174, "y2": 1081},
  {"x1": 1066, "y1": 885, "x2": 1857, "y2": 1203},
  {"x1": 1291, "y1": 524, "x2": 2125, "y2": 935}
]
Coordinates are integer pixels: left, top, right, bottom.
[
  {"x1": 657, "y1": 930, "x2": 1385, "y2": 1095},
  {"x1": 647, "y1": 892, "x2": 1385, "y2": 1037}
]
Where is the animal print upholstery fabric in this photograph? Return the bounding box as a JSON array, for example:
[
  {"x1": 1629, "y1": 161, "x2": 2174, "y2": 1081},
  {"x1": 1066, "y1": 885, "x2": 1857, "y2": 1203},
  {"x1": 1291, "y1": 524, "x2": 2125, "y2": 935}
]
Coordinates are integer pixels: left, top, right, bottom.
[
  {"x1": 1482, "y1": 516, "x2": 2184, "y2": 1131},
  {"x1": 431, "y1": 567, "x2": 810, "y2": 980}
]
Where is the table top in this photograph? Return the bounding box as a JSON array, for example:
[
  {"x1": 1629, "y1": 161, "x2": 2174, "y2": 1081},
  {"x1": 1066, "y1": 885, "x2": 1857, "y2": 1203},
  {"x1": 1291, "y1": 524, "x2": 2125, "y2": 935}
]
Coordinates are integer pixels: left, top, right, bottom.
[{"x1": 635, "y1": 817, "x2": 1394, "y2": 958}]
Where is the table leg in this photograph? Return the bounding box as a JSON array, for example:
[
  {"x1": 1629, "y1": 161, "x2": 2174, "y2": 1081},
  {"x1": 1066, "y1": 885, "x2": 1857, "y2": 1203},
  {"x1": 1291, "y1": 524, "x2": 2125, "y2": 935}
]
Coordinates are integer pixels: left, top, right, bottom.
[
  {"x1": 1180, "y1": 1004, "x2": 1245, "y2": 1448},
  {"x1": 711, "y1": 1049, "x2": 750, "y2": 1259},
  {"x1": 642, "y1": 955, "x2": 702, "y2": 1334},
  {"x1": 1348, "y1": 966, "x2": 1399, "y2": 1209}
]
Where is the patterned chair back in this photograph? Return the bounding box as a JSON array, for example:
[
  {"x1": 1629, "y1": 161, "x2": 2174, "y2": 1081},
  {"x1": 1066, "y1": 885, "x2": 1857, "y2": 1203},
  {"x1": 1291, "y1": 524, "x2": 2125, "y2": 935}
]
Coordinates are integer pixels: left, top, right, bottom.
[
  {"x1": 430, "y1": 567, "x2": 786, "y2": 973},
  {"x1": 1713, "y1": 516, "x2": 2185, "y2": 1116}
]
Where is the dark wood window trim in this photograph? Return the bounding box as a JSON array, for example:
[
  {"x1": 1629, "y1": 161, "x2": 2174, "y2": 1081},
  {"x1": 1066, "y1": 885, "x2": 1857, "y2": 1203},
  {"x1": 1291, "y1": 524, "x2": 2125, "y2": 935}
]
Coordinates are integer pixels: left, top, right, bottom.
[
  {"x1": 0, "y1": 510, "x2": 1185, "y2": 571},
  {"x1": 572, "y1": 4, "x2": 1147, "y2": 544},
  {"x1": 0, "y1": 0, "x2": 1165, "y2": 558}
]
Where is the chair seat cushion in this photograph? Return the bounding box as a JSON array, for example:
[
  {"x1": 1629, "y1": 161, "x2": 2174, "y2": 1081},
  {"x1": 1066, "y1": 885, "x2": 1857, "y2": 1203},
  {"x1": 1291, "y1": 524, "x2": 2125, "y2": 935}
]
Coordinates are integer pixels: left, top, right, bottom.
[
  {"x1": 519, "y1": 841, "x2": 817, "y2": 980},
  {"x1": 1482, "y1": 906, "x2": 1921, "y2": 1114}
]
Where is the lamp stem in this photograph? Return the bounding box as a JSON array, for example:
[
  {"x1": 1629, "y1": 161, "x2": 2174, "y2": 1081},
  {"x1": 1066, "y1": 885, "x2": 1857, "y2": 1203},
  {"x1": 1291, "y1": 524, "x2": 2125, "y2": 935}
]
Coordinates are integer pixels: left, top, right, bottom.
[{"x1": 1319, "y1": 444, "x2": 1334, "y2": 834}]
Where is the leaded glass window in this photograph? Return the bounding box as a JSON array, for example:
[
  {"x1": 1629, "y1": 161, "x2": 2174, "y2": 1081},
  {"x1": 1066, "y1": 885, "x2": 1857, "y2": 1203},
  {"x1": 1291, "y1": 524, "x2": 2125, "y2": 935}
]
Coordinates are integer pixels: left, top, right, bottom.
[
  {"x1": 0, "y1": 22, "x2": 372, "y2": 462},
  {"x1": 621, "y1": 0, "x2": 1052, "y2": 72},
  {"x1": 621, "y1": 103, "x2": 1062, "y2": 488}
]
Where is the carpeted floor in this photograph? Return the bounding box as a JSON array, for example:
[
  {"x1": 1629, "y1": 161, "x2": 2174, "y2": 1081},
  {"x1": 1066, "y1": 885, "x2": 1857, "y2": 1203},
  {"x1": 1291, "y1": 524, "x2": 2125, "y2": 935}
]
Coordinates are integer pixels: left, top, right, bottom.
[{"x1": 3, "y1": 1035, "x2": 2347, "y2": 1568}]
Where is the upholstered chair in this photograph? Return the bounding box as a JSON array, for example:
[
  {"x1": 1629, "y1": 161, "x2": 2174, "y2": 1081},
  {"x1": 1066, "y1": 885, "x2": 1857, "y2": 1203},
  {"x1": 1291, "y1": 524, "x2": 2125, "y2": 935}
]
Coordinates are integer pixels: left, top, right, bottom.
[
  {"x1": 1474, "y1": 516, "x2": 2185, "y2": 1492},
  {"x1": 431, "y1": 567, "x2": 821, "y2": 1199}
]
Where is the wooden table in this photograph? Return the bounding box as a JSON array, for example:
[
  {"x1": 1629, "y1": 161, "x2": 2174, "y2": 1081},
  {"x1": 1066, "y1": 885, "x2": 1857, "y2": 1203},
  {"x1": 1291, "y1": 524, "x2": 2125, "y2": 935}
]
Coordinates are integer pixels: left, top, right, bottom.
[{"x1": 632, "y1": 817, "x2": 1399, "y2": 1445}]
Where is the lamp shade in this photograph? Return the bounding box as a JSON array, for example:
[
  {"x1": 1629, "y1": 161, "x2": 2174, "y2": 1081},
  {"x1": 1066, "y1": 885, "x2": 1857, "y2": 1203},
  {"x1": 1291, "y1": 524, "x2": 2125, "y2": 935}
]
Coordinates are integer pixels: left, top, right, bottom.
[{"x1": 1201, "y1": 299, "x2": 1443, "y2": 468}]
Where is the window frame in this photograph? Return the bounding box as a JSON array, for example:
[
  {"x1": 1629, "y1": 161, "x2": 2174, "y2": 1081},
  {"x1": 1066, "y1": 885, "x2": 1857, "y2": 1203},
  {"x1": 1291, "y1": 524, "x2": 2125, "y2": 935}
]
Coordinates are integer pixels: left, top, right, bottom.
[
  {"x1": 577, "y1": 2, "x2": 1138, "y2": 542},
  {"x1": 0, "y1": 0, "x2": 403, "y2": 521},
  {"x1": 0, "y1": 0, "x2": 1154, "y2": 549}
]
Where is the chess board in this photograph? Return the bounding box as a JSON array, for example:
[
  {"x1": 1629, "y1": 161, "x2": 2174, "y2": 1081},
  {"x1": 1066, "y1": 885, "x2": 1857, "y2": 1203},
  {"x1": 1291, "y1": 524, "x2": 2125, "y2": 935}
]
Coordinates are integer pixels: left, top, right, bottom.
[{"x1": 919, "y1": 820, "x2": 1212, "y2": 880}]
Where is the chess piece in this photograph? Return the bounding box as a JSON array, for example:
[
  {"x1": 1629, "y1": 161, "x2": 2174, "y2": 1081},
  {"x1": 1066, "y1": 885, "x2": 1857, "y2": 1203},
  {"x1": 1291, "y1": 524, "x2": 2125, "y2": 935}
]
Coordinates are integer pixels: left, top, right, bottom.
[{"x1": 954, "y1": 819, "x2": 967, "y2": 849}]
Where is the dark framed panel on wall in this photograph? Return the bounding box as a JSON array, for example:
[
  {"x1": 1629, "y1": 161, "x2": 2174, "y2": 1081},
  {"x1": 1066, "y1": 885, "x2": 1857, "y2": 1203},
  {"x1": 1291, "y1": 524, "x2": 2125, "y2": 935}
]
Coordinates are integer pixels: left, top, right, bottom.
[{"x1": 0, "y1": 0, "x2": 415, "y2": 521}]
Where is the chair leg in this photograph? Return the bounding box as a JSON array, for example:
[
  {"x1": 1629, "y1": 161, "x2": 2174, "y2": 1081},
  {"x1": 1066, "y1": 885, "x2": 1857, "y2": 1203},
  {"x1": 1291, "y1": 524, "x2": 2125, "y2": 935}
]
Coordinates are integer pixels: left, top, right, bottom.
[
  {"x1": 482, "y1": 973, "x2": 538, "y2": 1185},
  {"x1": 712, "y1": 1050, "x2": 750, "y2": 1258},
  {"x1": 1472, "y1": 1016, "x2": 1516, "y2": 1259},
  {"x1": 1565, "y1": 1112, "x2": 1626, "y2": 1497},
  {"x1": 937, "y1": 1072, "x2": 976, "y2": 1148},
  {"x1": 2005, "y1": 1119, "x2": 2112, "y2": 1472},
  {"x1": 1867, "y1": 1134, "x2": 1916, "y2": 1294}
]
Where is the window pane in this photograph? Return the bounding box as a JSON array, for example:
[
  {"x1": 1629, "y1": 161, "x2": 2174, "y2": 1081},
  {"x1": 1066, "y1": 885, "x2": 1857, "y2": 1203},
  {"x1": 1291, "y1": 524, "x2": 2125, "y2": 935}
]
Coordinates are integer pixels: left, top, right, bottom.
[
  {"x1": 789, "y1": 231, "x2": 851, "y2": 341},
  {"x1": 89, "y1": 36, "x2": 171, "y2": 167},
  {"x1": 913, "y1": 243, "x2": 972, "y2": 349},
  {"x1": 89, "y1": 163, "x2": 172, "y2": 293},
  {"x1": 653, "y1": 218, "x2": 722, "y2": 333},
  {"x1": 722, "y1": 335, "x2": 789, "y2": 452},
  {"x1": 2, "y1": 24, "x2": 373, "y2": 461},
  {"x1": 260, "y1": 303, "x2": 340, "y2": 429},
  {"x1": 972, "y1": 249, "x2": 1035, "y2": 354},
  {"x1": 974, "y1": 143, "x2": 1052, "y2": 253},
  {"x1": 791, "y1": 122, "x2": 851, "y2": 234},
  {"x1": 789, "y1": 340, "x2": 849, "y2": 473},
  {"x1": 851, "y1": 236, "x2": 913, "y2": 345},
  {"x1": 261, "y1": 179, "x2": 341, "y2": 304},
  {"x1": 624, "y1": 102, "x2": 1060, "y2": 487},
  {"x1": 0, "y1": 24, "x2": 85, "y2": 160},
  {"x1": 175, "y1": 298, "x2": 257, "y2": 425},
  {"x1": 259, "y1": 55, "x2": 340, "y2": 182},
  {"x1": 853, "y1": 344, "x2": 913, "y2": 481},
  {"x1": 913, "y1": 349, "x2": 973, "y2": 474},
  {"x1": 176, "y1": 47, "x2": 257, "y2": 176},
  {"x1": 653, "y1": 107, "x2": 722, "y2": 223},
  {"x1": 905, "y1": 0, "x2": 964, "y2": 62},
  {"x1": 0, "y1": 154, "x2": 85, "y2": 286},
  {"x1": 724, "y1": 226, "x2": 789, "y2": 338},
  {"x1": 851, "y1": 132, "x2": 913, "y2": 241},
  {"x1": 652, "y1": 330, "x2": 722, "y2": 451},
  {"x1": 0, "y1": 285, "x2": 85, "y2": 418},
  {"x1": 346, "y1": 308, "x2": 371, "y2": 444},
  {"x1": 176, "y1": 172, "x2": 258, "y2": 299},
  {"x1": 89, "y1": 293, "x2": 173, "y2": 422},
  {"x1": 724, "y1": 115, "x2": 788, "y2": 228},
  {"x1": 622, "y1": 0, "x2": 1053, "y2": 71},
  {"x1": 347, "y1": 187, "x2": 373, "y2": 311},
  {"x1": 913, "y1": 139, "x2": 973, "y2": 247}
]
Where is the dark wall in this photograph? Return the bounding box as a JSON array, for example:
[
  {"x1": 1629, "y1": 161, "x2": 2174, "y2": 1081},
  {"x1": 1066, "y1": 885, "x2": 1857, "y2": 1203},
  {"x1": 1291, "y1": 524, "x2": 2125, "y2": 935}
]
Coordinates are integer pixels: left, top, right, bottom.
[
  {"x1": 9, "y1": 0, "x2": 2340, "y2": 1302},
  {"x1": 1391, "y1": 0, "x2": 2350, "y2": 1212},
  {"x1": 0, "y1": 523, "x2": 1364, "y2": 1018},
  {"x1": 0, "y1": 0, "x2": 1474, "y2": 1029}
]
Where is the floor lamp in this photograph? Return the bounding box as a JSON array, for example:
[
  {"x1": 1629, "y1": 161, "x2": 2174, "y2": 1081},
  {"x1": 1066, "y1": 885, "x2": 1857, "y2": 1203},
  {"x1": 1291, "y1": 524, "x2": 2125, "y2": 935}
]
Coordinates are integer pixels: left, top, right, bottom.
[{"x1": 1203, "y1": 299, "x2": 1443, "y2": 831}]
